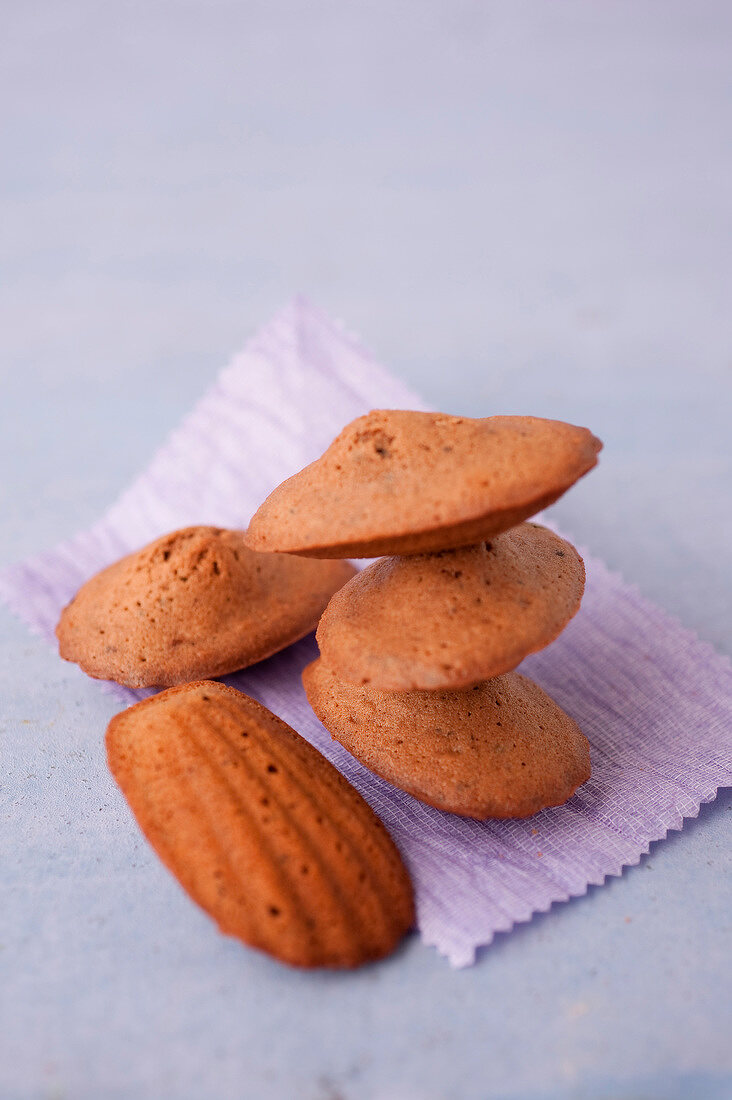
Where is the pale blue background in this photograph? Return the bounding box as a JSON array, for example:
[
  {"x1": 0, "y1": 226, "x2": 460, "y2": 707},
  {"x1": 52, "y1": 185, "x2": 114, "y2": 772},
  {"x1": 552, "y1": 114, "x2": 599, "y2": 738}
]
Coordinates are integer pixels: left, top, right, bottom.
[{"x1": 1, "y1": 3, "x2": 731, "y2": 1098}]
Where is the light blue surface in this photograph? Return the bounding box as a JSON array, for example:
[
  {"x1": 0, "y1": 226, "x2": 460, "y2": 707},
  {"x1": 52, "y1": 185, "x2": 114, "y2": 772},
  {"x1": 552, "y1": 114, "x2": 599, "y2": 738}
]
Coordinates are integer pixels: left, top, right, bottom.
[{"x1": 2, "y1": 3, "x2": 731, "y2": 1098}]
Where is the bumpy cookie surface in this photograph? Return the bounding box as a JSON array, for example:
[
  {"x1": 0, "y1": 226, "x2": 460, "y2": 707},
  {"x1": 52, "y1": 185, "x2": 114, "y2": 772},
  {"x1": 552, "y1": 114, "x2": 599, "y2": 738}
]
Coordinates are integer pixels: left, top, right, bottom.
[
  {"x1": 57, "y1": 526, "x2": 355, "y2": 687},
  {"x1": 245, "y1": 410, "x2": 601, "y2": 557},
  {"x1": 304, "y1": 660, "x2": 591, "y2": 819},
  {"x1": 316, "y1": 523, "x2": 585, "y2": 691},
  {"x1": 106, "y1": 681, "x2": 414, "y2": 968}
]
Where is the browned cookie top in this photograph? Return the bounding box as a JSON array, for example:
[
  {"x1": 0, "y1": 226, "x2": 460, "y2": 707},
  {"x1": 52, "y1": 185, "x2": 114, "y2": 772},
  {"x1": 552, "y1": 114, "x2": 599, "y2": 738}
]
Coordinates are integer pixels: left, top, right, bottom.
[
  {"x1": 316, "y1": 523, "x2": 585, "y2": 691},
  {"x1": 304, "y1": 659, "x2": 591, "y2": 820},
  {"x1": 56, "y1": 526, "x2": 355, "y2": 688},
  {"x1": 106, "y1": 681, "x2": 414, "y2": 968},
  {"x1": 245, "y1": 410, "x2": 601, "y2": 557}
]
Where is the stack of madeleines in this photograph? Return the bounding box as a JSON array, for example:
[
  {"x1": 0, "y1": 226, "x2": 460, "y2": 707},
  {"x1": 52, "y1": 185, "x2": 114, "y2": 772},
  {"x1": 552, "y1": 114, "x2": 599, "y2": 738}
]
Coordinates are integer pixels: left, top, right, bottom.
[
  {"x1": 55, "y1": 407, "x2": 601, "y2": 968},
  {"x1": 246, "y1": 409, "x2": 602, "y2": 820}
]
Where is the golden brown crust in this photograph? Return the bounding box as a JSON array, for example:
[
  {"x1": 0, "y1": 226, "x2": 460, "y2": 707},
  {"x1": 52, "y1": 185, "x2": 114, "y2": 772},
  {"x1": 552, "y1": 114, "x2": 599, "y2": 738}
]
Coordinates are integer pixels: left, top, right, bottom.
[
  {"x1": 56, "y1": 526, "x2": 355, "y2": 687},
  {"x1": 106, "y1": 681, "x2": 415, "y2": 968},
  {"x1": 316, "y1": 523, "x2": 585, "y2": 691},
  {"x1": 245, "y1": 411, "x2": 601, "y2": 557},
  {"x1": 303, "y1": 660, "x2": 591, "y2": 819}
]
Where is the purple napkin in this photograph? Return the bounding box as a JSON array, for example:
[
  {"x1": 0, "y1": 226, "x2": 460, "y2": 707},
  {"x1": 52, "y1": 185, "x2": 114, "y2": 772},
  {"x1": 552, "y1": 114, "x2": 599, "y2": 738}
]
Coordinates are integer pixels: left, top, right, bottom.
[{"x1": 3, "y1": 298, "x2": 731, "y2": 967}]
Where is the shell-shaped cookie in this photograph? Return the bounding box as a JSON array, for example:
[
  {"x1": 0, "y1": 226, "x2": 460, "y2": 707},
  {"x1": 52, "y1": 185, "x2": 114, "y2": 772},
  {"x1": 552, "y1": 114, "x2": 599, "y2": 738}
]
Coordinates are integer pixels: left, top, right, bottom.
[
  {"x1": 304, "y1": 659, "x2": 591, "y2": 819},
  {"x1": 245, "y1": 410, "x2": 601, "y2": 558},
  {"x1": 106, "y1": 681, "x2": 414, "y2": 968},
  {"x1": 316, "y1": 523, "x2": 585, "y2": 691},
  {"x1": 56, "y1": 526, "x2": 355, "y2": 687}
]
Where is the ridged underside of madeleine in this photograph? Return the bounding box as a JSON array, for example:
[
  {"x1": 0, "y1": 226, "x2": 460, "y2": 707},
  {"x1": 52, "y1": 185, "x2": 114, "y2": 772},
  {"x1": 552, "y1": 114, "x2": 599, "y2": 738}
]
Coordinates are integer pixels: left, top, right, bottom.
[{"x1": 106, "y1": 681, "x2": 414, "y2": 968}]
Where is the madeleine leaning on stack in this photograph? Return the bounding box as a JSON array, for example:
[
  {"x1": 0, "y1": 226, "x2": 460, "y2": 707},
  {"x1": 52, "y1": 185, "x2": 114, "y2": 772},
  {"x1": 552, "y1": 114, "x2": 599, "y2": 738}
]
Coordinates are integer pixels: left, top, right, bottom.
[{"x1": 246, "y1": 410, "x2": 602, "y2": 820}]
